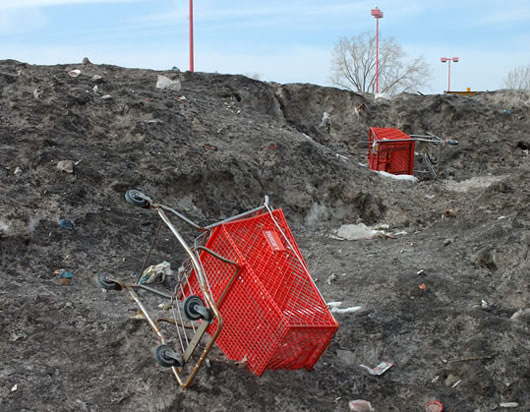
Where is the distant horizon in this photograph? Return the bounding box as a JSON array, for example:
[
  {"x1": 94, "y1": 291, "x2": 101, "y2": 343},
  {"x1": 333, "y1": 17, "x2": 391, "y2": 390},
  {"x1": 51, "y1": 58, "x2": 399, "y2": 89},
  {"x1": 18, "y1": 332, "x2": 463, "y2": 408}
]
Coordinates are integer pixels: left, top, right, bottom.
[{"x1": 0, "y1": 1, "x2": 528, "y2": 93}]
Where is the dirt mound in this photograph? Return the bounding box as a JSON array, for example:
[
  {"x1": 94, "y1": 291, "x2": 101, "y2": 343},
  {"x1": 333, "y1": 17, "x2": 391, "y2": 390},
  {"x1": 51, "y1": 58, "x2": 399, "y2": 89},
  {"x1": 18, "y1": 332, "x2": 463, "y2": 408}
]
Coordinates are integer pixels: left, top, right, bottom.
[{"x1": 1, "y1": 60, "x2": 528, "y2": 411}]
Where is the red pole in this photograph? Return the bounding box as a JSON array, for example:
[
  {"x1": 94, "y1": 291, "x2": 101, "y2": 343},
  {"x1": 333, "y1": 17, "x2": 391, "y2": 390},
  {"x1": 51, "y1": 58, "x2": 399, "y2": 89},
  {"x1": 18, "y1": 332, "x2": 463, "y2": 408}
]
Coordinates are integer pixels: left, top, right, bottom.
[
  {"x1": 189, "y1": 0, "x2": 194, "y2": 72},
  {"x1": 375, "y1": 17, "x2": 379, "y2": 94}
]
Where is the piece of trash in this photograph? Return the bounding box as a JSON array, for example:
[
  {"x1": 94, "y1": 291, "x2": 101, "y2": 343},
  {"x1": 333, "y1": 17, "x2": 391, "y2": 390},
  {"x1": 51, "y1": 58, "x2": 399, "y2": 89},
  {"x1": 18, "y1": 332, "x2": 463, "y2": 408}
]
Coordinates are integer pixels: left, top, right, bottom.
[
  {"x1": 156, "y1": 75, "x2": 181, "y2": 91},
  {"x1": 417, "y1": 269, "x2": 426, "y2": 276},
  {"x1": 359, "y1": 361, "x2": 393, "y2": 376},
  {"x1": 11, "y1": 384, "x2": 17, "y2": 392},
  {"x1": 331, "y1": 306, "x2": 362, "y2": 314},
  {"x1": 419, "y1": 283, "x2": 427, "y2": 291},
  {"x1": 68, "y1": 69, "x2": 81, "y2": 78},
  {"x1": 267, "y1": 144, "x2": 278, "y2": 150},
  {"x1": 91, "y1": 74, "x2": 103, "y2": 82},
  {"x1": 451, "y1": 379, "x2": 462, "y2": 388},
  {"x1": 33, "y1": 88, "x2": 42, "y2": 100},
  {"x1": 59, "y1": 218, "x2": 74, "y2": 231},
  {"x1": 348, "y1": 399, "x2": 373, "y2": 412},
  {"x1": 499, "y1": 402, "x2": 519, "y2": 408},
  {"x1": 326, "y1": 273, "x2": 337, "y2": 284},
  {"x1": 176, "y1": 95, "x2": 187, "y2": 101},
  {"x1": 425, "y1": 400, "x2": 444, "y2": 412},
  {"x1": 92, "y1": 85, "x2": 99, "y2": 93},
  {"x1": 139, "y1": 261, "x2": 172, "y2": 284},
  {"x1": 374, "y1": 170, "x2": 418, "y2": 183},
  {"x1": 336, "y1": 223, "x2": 384, "y2": 241},
  {"x1": 13, "y1": 167, "x2": 22, "y2": 176},
  {"x1": 56, "y1": 160, "x2": 74, "y2": 173},
  {"x1": 55, "y1": 269, "x2": 74, "y2": 286},
  {"x1": 101, "y1": 94, "x2": 113, "y2": 100},
  {"x1": 481, "y1": 299, "x2": 489, "y2": 309},
  {"x1": 503, "y1": 109, "x2": 511, "y2": 114},
  {"x1": 202, "y1": 144, "x2": 217, "y2": 151},
  {"x1": 158, "y1": 302, "x2": 172, "y2": 310},
  {"x1": 131, "y1": 310, "x2": 145, "y2": 320}
]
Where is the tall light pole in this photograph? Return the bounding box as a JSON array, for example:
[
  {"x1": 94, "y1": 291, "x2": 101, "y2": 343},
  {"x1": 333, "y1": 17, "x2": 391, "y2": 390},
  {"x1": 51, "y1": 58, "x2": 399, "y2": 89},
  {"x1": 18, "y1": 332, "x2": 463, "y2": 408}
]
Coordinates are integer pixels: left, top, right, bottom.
[
  {"x1": 189, "y1": 0, "x2": 194, "y2": 72},
  {"x1": 371, "y1": 6, "x2": 383, "y2": 94},
  {"x1": 440, "y1": 57, "x2": 459, "y2": 92}
]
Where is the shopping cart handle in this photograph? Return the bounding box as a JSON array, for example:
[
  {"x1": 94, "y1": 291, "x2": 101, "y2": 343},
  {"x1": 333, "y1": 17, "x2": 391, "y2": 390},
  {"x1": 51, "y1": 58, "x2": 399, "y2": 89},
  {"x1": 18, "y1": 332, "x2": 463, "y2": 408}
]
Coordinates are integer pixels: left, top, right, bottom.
[{"x1": 447, "y1": 140, "x2": 458, "y2": 146}]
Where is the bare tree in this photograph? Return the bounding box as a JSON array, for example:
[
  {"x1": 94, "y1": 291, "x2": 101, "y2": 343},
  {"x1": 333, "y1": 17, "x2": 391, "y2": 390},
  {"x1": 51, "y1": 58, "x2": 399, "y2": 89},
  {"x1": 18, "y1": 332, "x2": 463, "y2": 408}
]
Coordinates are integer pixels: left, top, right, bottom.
[
  {"x1": 330, "y1": 32, "x2": 431, "y2": 95},
  {"x1": 504, "y1": 65, "x2": 530, "y2": 90}
]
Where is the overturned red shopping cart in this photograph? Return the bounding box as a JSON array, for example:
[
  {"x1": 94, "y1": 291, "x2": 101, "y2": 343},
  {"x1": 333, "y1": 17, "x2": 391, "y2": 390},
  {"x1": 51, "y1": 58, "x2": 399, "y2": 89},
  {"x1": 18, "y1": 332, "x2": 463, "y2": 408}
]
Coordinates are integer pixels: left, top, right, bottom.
[{"x1": 96, "y1": 191, "x2": 339, "y2": 387}]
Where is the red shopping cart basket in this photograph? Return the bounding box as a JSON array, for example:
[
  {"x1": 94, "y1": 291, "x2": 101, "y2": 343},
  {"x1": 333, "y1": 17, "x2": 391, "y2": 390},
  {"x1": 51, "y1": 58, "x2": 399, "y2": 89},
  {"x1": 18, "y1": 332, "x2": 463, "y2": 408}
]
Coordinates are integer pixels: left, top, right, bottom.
[
  {"x1": 368, "y1": 127, "x2": 415, "y2": 175},
  {"x1": 184, "y1": 207, "x2": 339, "y2": 376}
]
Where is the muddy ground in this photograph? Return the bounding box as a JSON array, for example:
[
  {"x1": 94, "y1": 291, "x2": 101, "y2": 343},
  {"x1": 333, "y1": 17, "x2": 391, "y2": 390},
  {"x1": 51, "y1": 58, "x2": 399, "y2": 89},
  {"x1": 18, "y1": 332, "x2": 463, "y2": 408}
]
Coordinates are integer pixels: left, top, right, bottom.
[{"x1": 0, "y1": 59, "x2": 529, "y2": 411}]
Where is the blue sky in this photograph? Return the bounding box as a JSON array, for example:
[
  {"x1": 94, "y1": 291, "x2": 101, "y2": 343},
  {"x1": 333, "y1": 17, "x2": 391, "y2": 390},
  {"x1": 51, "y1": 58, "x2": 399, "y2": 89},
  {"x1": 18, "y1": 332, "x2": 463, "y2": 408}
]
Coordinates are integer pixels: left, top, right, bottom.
[{"x1": 0, "y1": 0, "x2": 529, "y2": 93}]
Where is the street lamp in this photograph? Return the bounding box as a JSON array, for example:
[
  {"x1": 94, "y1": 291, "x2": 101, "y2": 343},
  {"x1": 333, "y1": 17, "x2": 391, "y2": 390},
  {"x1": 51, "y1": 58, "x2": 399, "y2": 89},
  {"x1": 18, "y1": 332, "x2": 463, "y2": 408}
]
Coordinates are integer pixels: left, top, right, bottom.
[
  {"x1": 189, "y1": 0, "x2": 194, "y2": 72},
  {"x1": 440, "y1": 57, "x2": 459, "y2": 92},
  {"x1": 371, "y1": 6, "x2": 383, "y2": 94}
]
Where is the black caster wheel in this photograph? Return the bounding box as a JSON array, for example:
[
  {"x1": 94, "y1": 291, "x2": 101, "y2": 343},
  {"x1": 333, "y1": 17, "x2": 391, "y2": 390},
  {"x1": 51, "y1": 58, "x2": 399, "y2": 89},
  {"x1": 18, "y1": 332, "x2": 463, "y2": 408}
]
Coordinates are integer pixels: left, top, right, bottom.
[
  {"x1": 95, "y1": 273, "x2": 122, "y2": 291},
  {"x1": 154, "y1": 344, "x2": 182, "y2": 368},
  {"x1": 182, "y1": 295, "x2": 211, "y2": 321},
  {"x1": 125, "y1": 190, "x2": 151, "y2": 208}
]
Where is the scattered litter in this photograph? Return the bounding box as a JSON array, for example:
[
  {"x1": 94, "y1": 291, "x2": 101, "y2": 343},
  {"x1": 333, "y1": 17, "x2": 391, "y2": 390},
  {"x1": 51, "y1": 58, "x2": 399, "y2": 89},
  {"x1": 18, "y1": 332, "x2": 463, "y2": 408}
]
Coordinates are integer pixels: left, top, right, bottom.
[
  {"x1": 202, "y1": 144, "x2": 217, "y2": 151},
  {"x1": 451, "y1": 379, "x2": 462, "y2": 388},
  {"x1": 425, "y1": 400, "x2": 444, "y2": 412},
  {"x1": 131, "y1": 310, "x2": 145, "y2": 320},
  {"x1": 374, "y1": 170, "x2": 418, "y2": 183},
  {"x1": 33, "y1": 88, "x2": 42, "y2": 100},
  {"x1": 156, "y1": 74, "x2": 181, "y2": 91},
  {"x1": 331, "y1": 306, "x2": 362, "y2": 314},
  {"x1": 59, "y1": 218, "x2": 74, "y2": 231},
  {"x1": 101, "y1": 94, "x2": 113, "y2": 100},
  {"x1": 176, "y1": 95, "x2": 187, "y2": 102},
  {"x1": 158, "y1": 302, "x2": 172, "y2": 310},
  {"x1": 360, "y1": 361, "x2": 393, "y2": 376},
  {"x1": 319, "y1": 111, "x2": 331, "y2": 128},
  {"x1": 143, "y1": 119, "x2": 163, "y2": 124},
  {"x1": 91, "y1": 74, "x2": 103, "y2": 82},
  {"x1": 335, "y1": 223, "x2": 385, "y2": 241},
  {"x1": 13, "y1": 167, "x2": 22, "y2": 176},
  {"x1": 92, "y1": 85, "x2": 99, "y2": 93},
  {"x1": 349, "y1": 399, "x2": 373, "y2": 412},
  {"x1": 68, "y1": 69, "x2": 81, "y2": 78},
  {"x1": 326, "y1": 273, "x2": 337, "y2": 284},
  {"x1": 56, "y1": 160, "x2": 74, "y2": 173},
  {"x1": 267, "y1": 144, "x2": 278, "y2": 150},
  {"x1": 55, "y1": 269, "x2": 74, "y2": 286},
  {"x1": 139, "y1": 261, "x2": 172, "y2": 284},
  {"x1": 11, "y1": 384, "x2": 17, "y2": 392},
  {"x1": 417, "y1": 269, "x2": 426, "y2": 276},
  {"x1": 499, "y1": 402, "x2": 519, "y2": 408},
  {"x1": 481, "y1": 299, "x2": 489, "y2": 309},
  {"x1": 419, "y1": 283, "x2": 427, "y2": 291}
]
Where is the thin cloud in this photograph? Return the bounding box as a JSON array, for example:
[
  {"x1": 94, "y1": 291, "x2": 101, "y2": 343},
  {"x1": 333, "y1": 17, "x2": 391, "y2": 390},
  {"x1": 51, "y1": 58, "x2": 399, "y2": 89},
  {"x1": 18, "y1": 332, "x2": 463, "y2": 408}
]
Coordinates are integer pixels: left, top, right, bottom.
[{"x1": 0, "y1": 0, "x2": 149, "y2": 11}]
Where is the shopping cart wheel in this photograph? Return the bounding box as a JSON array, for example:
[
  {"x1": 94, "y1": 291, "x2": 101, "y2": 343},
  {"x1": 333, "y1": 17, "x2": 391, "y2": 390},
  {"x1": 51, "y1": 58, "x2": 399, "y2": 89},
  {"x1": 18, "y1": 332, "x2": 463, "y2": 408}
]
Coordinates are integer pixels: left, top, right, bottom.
[
  {"x1": 182, "y1": 295, "x2": 211, "y2": 321},
  {"x1": 95, "y1": 273, "x2": 122, "y2": 291},
  {"x1": 125, "y1": 190, "x2": 151, "y2": 208},
  {"x1": 154, "y1": 344, "x2": 183, "y2": 368}
]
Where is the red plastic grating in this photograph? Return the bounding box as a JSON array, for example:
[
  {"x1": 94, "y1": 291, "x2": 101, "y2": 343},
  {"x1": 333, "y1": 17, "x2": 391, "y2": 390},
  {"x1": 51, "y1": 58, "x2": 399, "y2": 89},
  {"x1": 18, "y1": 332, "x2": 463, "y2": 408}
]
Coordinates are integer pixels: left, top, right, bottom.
[
  {"x1": 186, "y1": 209, "x2": 338, "y2": 376},
  {"x1": 367, "y1": 127, "x2": 415, "y2": 175}
]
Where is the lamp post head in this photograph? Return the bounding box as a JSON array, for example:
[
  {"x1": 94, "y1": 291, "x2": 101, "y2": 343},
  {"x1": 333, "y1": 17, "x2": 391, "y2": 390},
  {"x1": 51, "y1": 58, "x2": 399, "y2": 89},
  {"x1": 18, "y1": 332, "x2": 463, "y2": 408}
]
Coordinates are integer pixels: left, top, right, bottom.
[
  {"x1": 440, "y1": 57, "x2": 448, "y2": 63},
  {"x1": 371, "y1": 7, "x2": 383, "y2": 18},
  {"x1": 452, "y1": 57, "x2": 459, "y2": 62}
]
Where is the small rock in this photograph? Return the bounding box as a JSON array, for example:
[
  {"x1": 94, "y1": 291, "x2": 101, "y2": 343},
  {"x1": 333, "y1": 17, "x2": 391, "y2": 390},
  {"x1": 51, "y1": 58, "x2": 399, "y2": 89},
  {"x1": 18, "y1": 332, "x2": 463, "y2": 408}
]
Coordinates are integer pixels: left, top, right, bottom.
[
  {"x1": 349, "y1": 399, "x2": 373, "y2": 412},
  {"x1": 56, "y1": 160, "x2": 74, "y2": 173},
  {"x1": 91, "y1": 74, "x2": 103, "y2": 82},
  {"x1": 33, "y1": 88, "x2": 42, "y2": 100},
  {"x1": 499, "y1": 402, "x2": 519, "y2": 408},
  {"x1": 443, "y1": 238, "x2": 453, "y2": 246},
  {"x1": 11, "y1": 384, "x2": 17, "y2": 392},
  {"x1": 156, "y1": 74, "x2": 181, "y2": 91}
]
